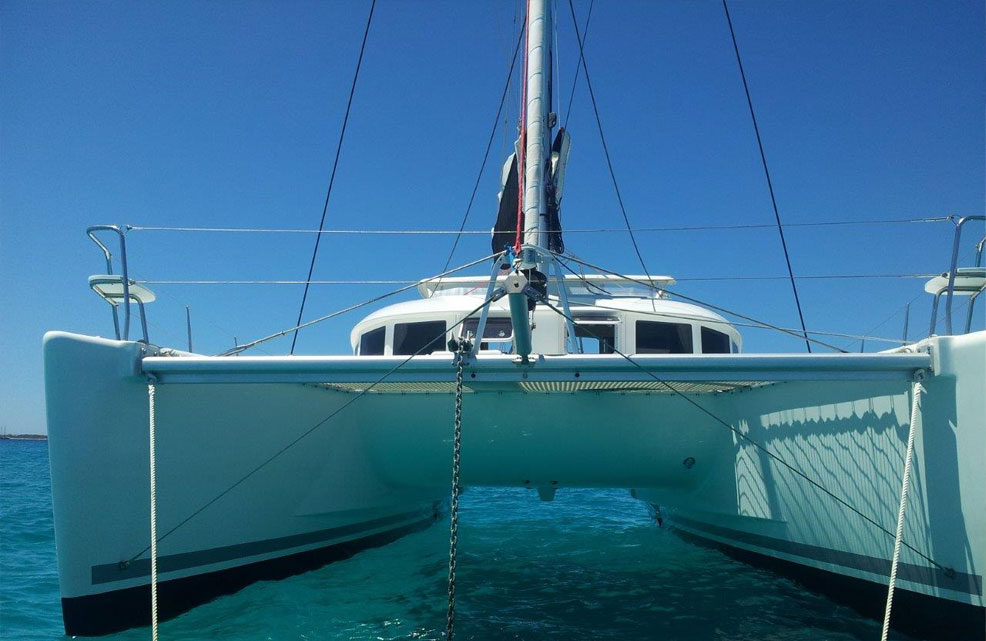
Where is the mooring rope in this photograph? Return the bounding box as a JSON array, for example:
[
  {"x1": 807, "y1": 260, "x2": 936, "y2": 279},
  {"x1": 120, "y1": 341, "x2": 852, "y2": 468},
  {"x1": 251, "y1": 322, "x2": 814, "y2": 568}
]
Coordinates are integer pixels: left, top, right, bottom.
[
  {"x1": 446, "y1": 341, "x2": 468, "y2": 640},
  {"x1": 881, "y1": 379, "x2": 924, "y2": 641},
  {"x1": 148, "y1": 382, "x2": 159, "y2": 641}
]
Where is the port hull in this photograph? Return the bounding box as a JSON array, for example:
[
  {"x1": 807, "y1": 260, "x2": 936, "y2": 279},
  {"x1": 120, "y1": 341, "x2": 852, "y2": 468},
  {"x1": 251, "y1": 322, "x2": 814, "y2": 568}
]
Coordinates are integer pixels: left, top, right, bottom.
[{"x1": 60, "y1": 512, "x2": 435, "y2": 636}]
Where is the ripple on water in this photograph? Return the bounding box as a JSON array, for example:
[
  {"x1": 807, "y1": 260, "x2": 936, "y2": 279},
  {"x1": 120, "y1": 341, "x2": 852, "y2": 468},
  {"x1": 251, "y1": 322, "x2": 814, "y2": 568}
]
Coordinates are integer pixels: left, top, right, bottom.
[{"x1": 1, "y1": 445, "x2": 914, "y2": 640}]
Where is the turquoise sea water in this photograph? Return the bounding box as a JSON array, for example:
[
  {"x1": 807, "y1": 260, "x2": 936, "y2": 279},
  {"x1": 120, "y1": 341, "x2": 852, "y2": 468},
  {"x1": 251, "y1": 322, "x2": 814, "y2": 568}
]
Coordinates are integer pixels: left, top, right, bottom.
[{"x1": 1, "y1": 439, "x2": 909, "y2": 640}]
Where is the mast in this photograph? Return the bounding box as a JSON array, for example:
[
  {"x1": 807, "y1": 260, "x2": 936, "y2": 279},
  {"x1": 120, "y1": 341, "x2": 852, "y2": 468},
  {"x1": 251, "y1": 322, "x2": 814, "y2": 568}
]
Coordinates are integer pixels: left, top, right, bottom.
[{"x1": 519, "y1": 0, "x2": 554, "y2": 269}]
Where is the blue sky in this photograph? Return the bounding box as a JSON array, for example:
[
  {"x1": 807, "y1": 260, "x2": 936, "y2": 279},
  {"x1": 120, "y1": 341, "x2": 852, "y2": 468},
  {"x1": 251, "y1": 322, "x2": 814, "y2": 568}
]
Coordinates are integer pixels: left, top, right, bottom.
[{"x1": 2, "y1": 0, "x2": 983, "y2": 434}]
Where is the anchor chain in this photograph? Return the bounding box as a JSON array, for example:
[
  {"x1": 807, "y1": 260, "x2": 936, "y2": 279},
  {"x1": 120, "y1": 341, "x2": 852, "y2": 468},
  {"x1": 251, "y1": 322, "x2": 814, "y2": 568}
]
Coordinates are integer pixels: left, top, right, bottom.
[{"x1": 446, "y1": 341, "x2": 468, "y2": 640}]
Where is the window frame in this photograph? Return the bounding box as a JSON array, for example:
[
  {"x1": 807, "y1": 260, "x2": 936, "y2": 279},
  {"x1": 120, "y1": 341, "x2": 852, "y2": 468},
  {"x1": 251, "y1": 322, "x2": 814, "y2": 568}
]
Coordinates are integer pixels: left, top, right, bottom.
[
  {"x1": 700, "y1": 326, "x2": 731, "y2": 355},
  {"x1": 392, "y1": 320, "x2": 448, "y2": 356},
  {"x1": 357, "y1": 326, "x2": 386, "y2": 356},
  {"x1": 634, "y1": 319, "x2": 694, "y2": 354}
]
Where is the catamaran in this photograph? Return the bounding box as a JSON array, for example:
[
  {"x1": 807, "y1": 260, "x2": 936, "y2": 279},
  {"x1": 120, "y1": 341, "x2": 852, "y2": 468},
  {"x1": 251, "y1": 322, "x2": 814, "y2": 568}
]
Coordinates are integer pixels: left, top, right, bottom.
[{"x1": 44, "y1": 1, "x2": 984, "y2": 638}]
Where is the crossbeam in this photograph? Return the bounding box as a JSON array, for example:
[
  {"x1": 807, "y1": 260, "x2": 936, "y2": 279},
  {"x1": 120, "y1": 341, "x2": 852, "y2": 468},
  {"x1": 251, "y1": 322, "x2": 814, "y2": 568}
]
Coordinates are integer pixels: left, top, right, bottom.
[{"x1": 141, "y1": 352, "x2": 931, "y2": 385}]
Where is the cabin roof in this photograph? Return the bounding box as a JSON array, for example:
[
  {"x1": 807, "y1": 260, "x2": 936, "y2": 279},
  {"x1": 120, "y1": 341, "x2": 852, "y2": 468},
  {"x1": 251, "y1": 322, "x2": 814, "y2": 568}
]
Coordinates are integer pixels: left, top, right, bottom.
[{"x1": 353, "y1": 294, "x2": 730, "y2": 332}]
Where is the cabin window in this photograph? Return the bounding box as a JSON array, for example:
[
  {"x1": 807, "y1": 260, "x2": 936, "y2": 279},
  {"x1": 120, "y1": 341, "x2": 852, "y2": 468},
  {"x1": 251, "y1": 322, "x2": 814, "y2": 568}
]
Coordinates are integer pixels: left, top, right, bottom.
[
  {"x1": 393, "y1": 320, "x2": 447, "y2": 355},
  {"x1": 358, "y1": 326, "x2": 385, "y2": 356},
  {"x1": 574, "y1": 321, "x2": 616, "y2": 354},
  {"x1": 701, "y1": 327, "x2": 731, "y2": 354},
  {"x1": 461, "y1": 317, "x2": 513, "y2": 352},
  {"x1": 461, "y1": 317, "x2": 513, "y2": 340},
  {"x1": 636, "y1": 320, "x2": 693, "y2": 354}
]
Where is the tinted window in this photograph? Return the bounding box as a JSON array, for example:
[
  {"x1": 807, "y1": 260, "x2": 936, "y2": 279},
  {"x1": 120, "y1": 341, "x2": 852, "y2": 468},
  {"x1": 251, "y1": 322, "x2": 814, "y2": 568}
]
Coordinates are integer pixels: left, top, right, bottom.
[
  {"x1": 461, "y1": 317, "x2": 513, "y2": 340},
  {"x1": 393, "y1": 321, "x2": 447, "y2": 355},
  {"x1": 636, "y1": 321, "x2": 693, "y2": 354},
  {"x1": 358, "y1": 327, "x2": 385, "y2": 355},
  {"x1": 575, "y1": 322, "x2": 616, "y2": 354},
  {"x1": 701, "y1": 327, "x2": 731, "y2": 354}
]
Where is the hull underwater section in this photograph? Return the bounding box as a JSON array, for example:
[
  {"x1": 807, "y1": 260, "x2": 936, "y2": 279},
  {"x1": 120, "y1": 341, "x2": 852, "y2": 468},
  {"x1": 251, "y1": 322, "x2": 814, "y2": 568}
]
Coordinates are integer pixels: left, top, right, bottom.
[{"x1": 44, "y1": 330, "x2": 984, "y2": 636}]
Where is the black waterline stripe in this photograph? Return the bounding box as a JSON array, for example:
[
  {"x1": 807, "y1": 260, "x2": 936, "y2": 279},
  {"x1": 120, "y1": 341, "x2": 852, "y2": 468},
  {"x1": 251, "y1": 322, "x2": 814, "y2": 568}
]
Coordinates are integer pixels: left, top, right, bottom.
[
  {"x1": 92, "y1": 509, "x2": 424, "y2": 584},
  {"x1": 66, "y1": 513, "x2": 436, "y2": 636},
  {"x1": 672, "y1": 514, "x2": 982, "y2": 596}
]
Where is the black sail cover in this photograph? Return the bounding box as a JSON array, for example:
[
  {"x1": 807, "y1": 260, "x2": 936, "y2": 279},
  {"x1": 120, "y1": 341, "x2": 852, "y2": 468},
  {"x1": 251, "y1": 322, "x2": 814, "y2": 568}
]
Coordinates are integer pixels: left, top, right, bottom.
[
  {"x1": 490, "y1": 130, "x2": 567, "y2": 257},
  {"x1": 545, "y1": 129, "x2": 565, "y2": 254},
  {"x1": 491, "y1": 153, "x2": 520, "y2": 257}
]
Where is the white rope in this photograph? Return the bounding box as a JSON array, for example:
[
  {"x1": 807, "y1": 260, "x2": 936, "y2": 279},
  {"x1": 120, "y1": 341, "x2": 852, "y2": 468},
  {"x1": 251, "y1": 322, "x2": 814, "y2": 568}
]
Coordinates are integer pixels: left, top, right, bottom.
[
  {"x1": 148, "y1": 382, "x2": 159, "y2": 641},
  {"x1": 880, "y1": 378, "x2": 924, "y2": 641}
]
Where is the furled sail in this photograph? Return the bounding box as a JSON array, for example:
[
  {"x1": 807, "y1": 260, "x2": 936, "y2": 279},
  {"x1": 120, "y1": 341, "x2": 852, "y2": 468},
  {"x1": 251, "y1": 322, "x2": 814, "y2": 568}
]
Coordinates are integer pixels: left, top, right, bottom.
[
  {"x1": 491, "y1": 153, "x2": 520, "y2": 257},
  {"x1": 490, "y1": 128, "x2": 571, "y2": 257},
  {"x1": 545, "y1": 128, "x2": 571, "y2": 253}
]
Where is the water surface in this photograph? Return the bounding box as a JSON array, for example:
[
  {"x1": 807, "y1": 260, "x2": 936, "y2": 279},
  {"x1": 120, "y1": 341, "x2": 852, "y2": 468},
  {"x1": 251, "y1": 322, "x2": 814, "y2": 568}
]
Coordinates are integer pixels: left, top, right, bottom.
[{"x1": 0, "y1": 440, "x2": 903, "y2": 640}]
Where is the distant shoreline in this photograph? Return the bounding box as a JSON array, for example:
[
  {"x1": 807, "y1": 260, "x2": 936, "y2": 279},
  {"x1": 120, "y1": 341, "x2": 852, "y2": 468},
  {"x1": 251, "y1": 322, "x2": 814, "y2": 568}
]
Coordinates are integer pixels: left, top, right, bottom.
[{"x1": 0, "y1": 434, "x2": 47, "y2": 441}]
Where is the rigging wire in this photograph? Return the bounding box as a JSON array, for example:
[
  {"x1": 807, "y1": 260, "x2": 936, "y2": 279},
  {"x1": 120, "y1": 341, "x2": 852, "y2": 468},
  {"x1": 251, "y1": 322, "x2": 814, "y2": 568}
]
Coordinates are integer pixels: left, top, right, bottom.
[
  {"x1": 562, "y1": 0, "x2": 593, "y2": 128},
  {"x1": 435, "y1": 24, "x2": 526, "y2": 291},
  {"x1": 130, "y1": 271, "x2": 277, "y2": 354},
  {"x1": 537, "y1": 297, "x2": 954, "y2": 577},
  {"x1": 127, "y1": 294, "x2": 502, "y2": 564},
  {"x1": 290, "y1": 0, "x2": 377, "y2": 355},
  {"x1": 555, "y1": 250, "x2": 849, "y2": 352},
  {"x1": 125, "y1": 215, "x2": 956, "y2": 235},
  {"x1": 514, "y1": 0, "x2": 531, "y2": 254},
  {"x1": 843, "y1": 246, "x2": 980, "y2": 350},
  {"x1": 499, "y1": 1, "x2": 520, "y2": 192},
  {"x1": 552, "y1": 0, "x2": 561, "y2": 120},
  {"x1": 137, "y1": 273, "x2": 940, "y2": 286},
  {"x1": 222, "y1": 252, "x2": 501, "y2": 356},
  {"x1": 566, "y1": 0, "x2": 656, "y2": 292},
  {"x1": 552, "y1": 258, "x2": 915, "y2": 345},
  {"x1": 722, "y1": 0, "x2": 811, "y2": 353}
]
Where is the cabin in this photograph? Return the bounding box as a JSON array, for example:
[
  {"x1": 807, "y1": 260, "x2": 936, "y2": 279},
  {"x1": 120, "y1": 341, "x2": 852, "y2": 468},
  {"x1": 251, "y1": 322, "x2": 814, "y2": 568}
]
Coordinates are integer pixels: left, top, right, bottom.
[{"x1": 350, "y1": 274, "x2": 742, "y2": 357}]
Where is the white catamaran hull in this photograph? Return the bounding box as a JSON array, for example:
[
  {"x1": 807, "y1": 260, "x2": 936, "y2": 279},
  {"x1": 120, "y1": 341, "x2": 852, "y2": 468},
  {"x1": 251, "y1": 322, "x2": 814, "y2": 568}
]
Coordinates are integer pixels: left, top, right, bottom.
[{"x1": 44, "y1": 331, "x2": 984, "y2": 636}]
